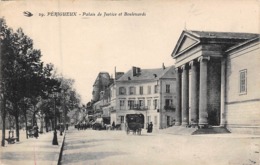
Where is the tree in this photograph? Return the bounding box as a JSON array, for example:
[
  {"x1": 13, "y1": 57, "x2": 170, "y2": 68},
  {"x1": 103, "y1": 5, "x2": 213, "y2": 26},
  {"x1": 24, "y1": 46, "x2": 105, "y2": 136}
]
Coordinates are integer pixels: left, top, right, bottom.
[{"x1": 0, "y1": 18, "x2": 15, "y2": 146}]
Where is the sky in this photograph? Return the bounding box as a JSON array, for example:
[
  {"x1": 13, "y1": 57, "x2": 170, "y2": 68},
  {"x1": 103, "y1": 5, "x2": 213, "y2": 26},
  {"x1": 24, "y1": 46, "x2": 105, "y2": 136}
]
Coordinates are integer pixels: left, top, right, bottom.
[{"x1": 1, "y1": 0, "x2": 259, "y2": 104}]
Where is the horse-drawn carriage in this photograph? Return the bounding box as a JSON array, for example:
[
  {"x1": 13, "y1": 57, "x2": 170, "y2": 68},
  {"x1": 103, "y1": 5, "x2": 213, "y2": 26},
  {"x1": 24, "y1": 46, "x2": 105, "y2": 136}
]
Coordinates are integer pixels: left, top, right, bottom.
[{"x1": 125, "y1": 114, "x2": 144, "y2": 135}]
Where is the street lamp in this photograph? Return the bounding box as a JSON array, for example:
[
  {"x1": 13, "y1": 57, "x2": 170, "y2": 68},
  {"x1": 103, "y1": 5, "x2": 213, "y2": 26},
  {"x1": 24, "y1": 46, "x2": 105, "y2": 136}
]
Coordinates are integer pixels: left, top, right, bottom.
[
  {"x1": 60, "y1": 89, "x2": 65, "y2": 136},
  {"x1": 52, "y1": 91, "x2": 58, "y2": 145}
]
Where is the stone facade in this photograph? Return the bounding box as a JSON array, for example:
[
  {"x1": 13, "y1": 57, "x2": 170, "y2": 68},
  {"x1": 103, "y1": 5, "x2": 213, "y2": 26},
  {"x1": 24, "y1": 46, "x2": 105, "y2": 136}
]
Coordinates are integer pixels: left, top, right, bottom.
[
  {"x1": 172, "y1": 30, "x2": 260, "y2": 134},
  {"x1": 225, "y1": 38, "x2": 260, "y2": 134},
  {"x1": 92, "y1": 72, "x2": 112, "y2": 102},
  {"x1": 113, "y1": 66, "x2": 176, "y2": 130}
]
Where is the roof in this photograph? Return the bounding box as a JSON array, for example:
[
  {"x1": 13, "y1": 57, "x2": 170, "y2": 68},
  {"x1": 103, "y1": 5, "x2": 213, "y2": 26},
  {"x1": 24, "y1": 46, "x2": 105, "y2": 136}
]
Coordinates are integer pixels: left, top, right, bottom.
[
  {"x1": 226, "y1": 37, "x2": 260, "y2": 53},
  {"x1": 172, "y1": 30, "x2": 259, "y2": 58},
  {"x1": 187, "y1": 30, "x2": 259, "y2": 40},
  {"x1": 116, "y1": 65, "x2": 175, "y2": 82}
]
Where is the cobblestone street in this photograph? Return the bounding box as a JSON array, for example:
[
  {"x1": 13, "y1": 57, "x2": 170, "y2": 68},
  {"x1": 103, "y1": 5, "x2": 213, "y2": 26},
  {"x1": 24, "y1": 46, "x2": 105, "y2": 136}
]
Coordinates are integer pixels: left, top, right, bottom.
[{"x1": 61, "y1": 128, "x2": 260, "y2": 165}]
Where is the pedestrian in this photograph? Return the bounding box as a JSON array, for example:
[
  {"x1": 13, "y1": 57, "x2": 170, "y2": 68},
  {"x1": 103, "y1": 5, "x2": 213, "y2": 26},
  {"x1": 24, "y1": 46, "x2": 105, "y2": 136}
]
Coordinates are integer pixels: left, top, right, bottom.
[
  {"x1": 149, "y1": 122, "x2": 153, "y2": 133},
  {"x1": 33, "y1": 124, "x2": 39, "y2": 139},
  {"x1": 112, "y1": 121, "x2": 115, "y2": 130},
  {"x1": 147, "y1": 122, "x2": 153, "y2": 133}
]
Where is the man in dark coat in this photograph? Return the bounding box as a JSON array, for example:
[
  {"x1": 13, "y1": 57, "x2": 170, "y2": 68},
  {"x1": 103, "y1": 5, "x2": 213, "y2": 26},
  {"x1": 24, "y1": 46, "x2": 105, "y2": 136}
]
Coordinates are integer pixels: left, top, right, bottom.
[{"x1": 147, "y1": 122, "x2": 153, "y2": 133}]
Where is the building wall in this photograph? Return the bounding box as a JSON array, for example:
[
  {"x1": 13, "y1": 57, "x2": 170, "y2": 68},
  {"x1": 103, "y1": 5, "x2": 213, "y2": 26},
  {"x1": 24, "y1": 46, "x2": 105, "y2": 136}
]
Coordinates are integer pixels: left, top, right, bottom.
[
  {"x1": 115, "y1": 81, "x2": 160, "y2": 130},
  {"x1": 115, "y1": 78, "x2": 176, "y2": 130},
  {"x1": 226, "y1": 41, "x2": 260, "y2": 133},
  {"x1": 207, "y1": 59, "x2": 221, "y2": 126},
  {"x1": 160, "y1": 79, "x2": 176, "y2": 128}
]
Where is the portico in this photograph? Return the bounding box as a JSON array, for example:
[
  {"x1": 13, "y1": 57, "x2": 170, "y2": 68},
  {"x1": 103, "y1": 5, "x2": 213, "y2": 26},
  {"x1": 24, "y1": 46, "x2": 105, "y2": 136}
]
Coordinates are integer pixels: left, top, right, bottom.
[{"x1": 172, "y1": 30, "x2": 257, "y2": 127}]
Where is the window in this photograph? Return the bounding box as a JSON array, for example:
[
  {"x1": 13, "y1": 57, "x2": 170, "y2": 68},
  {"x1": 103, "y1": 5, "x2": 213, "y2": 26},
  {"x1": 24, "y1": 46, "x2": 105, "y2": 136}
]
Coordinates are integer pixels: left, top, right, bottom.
[
  {"x1": 147, "y1": 116, "x2": 151, "y2": 123},
  {"x1": 128, "y1": 100, "x2": 135, "y2": 110},
  {"x1": 154, "y1": 85, "x2": 159, "y2": 93},
  {"x1": 120, "y1": 100, "x2": 125, "y2": 110},
  {"x1": 120, "y1": 116, "x2": 124, "y2": 123},
  {"x1": 154, "y1": 116, "x2": 157, "y2": 124},
  {"x1": 147, "y1": 100, "x2": 151, "y2": 109},
  {"x1": 166, "y1": 84, "x2": 170, "y2": 93},
  {"x1": 239, "y1": 69, "x2": 247, "y2": 94},
  {"x1": 165, "y1": 99, "x2": 173, "y2": 106},
  {"x1": 139, "y1": 86, "x2": 143, "y2": 95},
  {"x1": 138, "y1": 100, "x2": 144, "y2": 109},
  {"x1": 147, "y1": 86, "x2": 151, "y2": 94},
  {"x1": 129, "y1": 86, "x2": 135, "y2": 95},
  {"x1": 119, "y1": 87, "x2": 126, "y2": 95},
  {"x1": 153, "y1": 99, "x2": 158, "y2": 109}
]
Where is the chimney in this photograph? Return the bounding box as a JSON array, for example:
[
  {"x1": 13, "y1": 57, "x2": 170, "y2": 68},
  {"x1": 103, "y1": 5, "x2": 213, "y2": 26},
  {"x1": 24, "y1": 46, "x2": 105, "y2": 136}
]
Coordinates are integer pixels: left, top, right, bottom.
[
  {"x1": 132, "y1": 66, "x2": 141, "y2": 76},
  {"x1": 162, "y1": 63, "x2": 166, "y2": 70},
  {"x1": 132, "y1": 66, "x2": 137, "y2": 76}
]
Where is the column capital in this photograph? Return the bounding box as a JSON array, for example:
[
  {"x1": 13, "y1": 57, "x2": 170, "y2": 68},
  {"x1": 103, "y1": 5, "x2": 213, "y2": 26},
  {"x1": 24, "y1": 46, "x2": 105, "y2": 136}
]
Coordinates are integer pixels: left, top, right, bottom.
[
  {"x1": 180, "y1": 64, "x2": 187, "y2": 70},
  {"x1": 198, "y1": 56, "x2": 210, "y2": 62},
  {"x1": 189, "y1": 60, "x2": 197, "y2": 66}
]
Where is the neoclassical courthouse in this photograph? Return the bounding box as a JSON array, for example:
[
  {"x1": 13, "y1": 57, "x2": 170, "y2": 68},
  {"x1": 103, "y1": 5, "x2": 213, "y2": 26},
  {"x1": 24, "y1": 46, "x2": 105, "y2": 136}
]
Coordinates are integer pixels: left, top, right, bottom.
[{"x1": 172, "y1": 30, "x2": 260, "y2": 134}]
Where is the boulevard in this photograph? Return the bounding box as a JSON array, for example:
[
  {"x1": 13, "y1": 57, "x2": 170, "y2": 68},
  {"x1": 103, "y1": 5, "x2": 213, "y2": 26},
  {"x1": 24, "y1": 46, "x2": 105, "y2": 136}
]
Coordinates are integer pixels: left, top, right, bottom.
[{"x1": 60, "y1": 128, "x2": 260, "y2": 165}]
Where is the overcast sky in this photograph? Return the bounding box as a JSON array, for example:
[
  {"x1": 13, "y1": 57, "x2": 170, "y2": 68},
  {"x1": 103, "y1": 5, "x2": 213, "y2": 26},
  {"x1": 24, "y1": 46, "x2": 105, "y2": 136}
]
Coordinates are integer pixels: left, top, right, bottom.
[{"x1": 1, "y1": 0, "x2": 259, "y2": 103}]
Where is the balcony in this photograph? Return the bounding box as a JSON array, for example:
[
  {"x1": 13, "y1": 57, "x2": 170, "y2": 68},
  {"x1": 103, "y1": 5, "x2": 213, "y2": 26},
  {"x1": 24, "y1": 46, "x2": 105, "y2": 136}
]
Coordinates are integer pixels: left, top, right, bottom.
[
  {"x1": 128, "y1": 104, "x2": 148, "y2": 111},
  {"x1": 164, "y1": 105, "x2": 175, "y2": 111}
]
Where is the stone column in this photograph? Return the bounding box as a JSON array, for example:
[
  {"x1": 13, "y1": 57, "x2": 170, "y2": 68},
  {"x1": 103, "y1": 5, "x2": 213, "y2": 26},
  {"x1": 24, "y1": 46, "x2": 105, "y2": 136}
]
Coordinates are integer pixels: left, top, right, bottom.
[
  {"x1": 181, "y1": 64, "x2": 189, "y2": 126},
  {"x1": 198, "y1": 56, "x2": 210, "y2": 127},
  {"x1": 189, "y1": 60, "x2": 199, "y2": 125},
  {"x1": 175, "y1": 68, "x2": 181, "y2": 126},
  {"x1": 220, "y1": 58, "x2": 226, "y2": 127}
]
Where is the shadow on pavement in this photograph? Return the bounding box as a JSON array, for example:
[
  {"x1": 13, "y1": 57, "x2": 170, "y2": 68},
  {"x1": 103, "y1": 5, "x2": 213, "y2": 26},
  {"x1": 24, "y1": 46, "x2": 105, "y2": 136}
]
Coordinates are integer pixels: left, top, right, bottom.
[
  {"x1": 64, "y1": 143, "x2": 100, "y2": 150},
  {"x1": 61, "y1": 151, "x2": 127, "y2": 164},
  {"x1": 65, "y1": 138, "x2": 119, "y2": 144},
  {"x1": 1, "y1": 151, "x2": 57, "y2": 161}
]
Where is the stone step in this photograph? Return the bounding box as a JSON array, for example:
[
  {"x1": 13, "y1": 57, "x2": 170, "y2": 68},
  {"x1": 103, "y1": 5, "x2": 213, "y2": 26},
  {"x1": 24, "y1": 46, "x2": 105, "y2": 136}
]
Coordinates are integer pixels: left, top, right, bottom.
[
  {"x1": 192, "y1": 127, "x2": 231, "y2": 135},
  {"x1": 160, "y1": 126, "x2": 231, "y2": 135}
]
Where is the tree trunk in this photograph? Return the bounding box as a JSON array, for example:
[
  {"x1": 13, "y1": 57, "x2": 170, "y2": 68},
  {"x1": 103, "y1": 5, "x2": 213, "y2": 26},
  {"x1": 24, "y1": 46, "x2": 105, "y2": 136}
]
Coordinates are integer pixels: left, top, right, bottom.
[
  {"x1": 45, "y1": 117, "x2": 48, "y2": 132},
  {"x1": 32, "y1": 105, "x2": 36, "y2": 126},
  {"x1": 1, "y1": 97, "x2": 6, "y2": 147},
  {"x1": 24, "y1": 112, "x2": 28, "y2": 139},
  {"x1": 14, "y1": 103, "x2": 20, "y2": 142}
]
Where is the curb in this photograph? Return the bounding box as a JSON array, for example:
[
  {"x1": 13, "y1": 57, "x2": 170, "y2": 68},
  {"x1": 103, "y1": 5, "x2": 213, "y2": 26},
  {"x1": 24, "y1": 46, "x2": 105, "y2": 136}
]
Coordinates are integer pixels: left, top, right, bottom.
[{"x1": 57, "y1": 131, "x2": 66, "y2": 165}]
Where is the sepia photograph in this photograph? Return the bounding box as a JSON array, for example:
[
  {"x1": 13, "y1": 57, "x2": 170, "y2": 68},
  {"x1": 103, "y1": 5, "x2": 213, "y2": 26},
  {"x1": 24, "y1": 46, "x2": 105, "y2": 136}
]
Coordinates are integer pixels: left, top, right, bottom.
[{"x1": 0, "y1": 0, "x2": 259, "y2": 165}]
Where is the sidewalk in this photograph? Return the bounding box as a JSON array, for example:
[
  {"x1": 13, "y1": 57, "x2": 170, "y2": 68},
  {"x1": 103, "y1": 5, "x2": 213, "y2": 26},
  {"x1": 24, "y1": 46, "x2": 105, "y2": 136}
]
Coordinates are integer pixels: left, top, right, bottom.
[{"x1": 0, "y1": 130, "x2": 65, "y2": 165}]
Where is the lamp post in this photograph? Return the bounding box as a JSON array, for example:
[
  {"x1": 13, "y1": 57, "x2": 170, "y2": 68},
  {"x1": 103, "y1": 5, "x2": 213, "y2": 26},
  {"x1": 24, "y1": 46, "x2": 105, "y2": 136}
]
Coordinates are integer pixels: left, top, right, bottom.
[
  {"x1": 52, "y1": 92, "x2": 58, "y2": 145},
  {"x1": 60, "y1": 89, "x2": 65, "y2": 136}
]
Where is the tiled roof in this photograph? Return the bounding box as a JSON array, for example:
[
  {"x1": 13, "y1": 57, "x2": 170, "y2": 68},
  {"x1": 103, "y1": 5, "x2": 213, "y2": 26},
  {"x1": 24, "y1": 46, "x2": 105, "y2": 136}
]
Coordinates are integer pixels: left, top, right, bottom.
[
  {"x1": 117, "y1": 65, "x2": 175, "y2": 81},
  {"x1": 187, "y1": 30, "x2": 259, "y2": 40}
]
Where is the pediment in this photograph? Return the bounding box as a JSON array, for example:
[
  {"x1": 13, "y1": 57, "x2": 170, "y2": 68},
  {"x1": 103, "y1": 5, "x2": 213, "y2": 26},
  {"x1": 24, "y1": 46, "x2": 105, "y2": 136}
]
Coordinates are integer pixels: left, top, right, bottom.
[
  {"x1": 178, "y1": 36, "x2": 198, "y2": 53},
  {"x1": 172, "y1": 31, "x2": 200, "y2": 57}
]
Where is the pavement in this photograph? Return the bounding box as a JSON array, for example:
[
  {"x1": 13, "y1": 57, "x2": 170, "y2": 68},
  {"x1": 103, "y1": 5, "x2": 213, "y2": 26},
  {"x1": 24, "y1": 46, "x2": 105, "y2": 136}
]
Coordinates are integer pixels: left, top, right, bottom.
[
  {"x1": 0, "y1": 128, "x2": 260, "y2": 165},
  {"x1": 60, "y1": 128, "x2": 260, "y2": 165},
  {"x1": 0, "y1": 129, "x2": 65, "y2": 165}
]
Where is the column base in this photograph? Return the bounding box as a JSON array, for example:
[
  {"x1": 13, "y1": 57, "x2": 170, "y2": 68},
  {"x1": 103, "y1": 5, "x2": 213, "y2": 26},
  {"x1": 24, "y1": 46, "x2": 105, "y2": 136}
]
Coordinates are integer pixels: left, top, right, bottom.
[
  {"x1": 220, "y1": 123, "x2": 226, "y2": 127},
  {"x1": 198, "y1": 124, "x2": 209, "y2": 129},
  {"x1": 190, "y1": 122, "x2": 199, "y2": 128},
  {"x1": 181, "y1": 122, "x2": 188, "y2": 127}
]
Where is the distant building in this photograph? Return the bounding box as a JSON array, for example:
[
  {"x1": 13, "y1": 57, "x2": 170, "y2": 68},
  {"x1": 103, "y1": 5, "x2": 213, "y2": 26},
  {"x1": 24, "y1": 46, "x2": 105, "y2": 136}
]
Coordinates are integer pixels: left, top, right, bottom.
[
  {"x1": 111, "y1": 65, "x2": 176, "y2": 131},
  {"x1": 92, "y1": 72, "x2": 113, "y2": 102},
  {"x1": 172, "y1": 30, "x2": 260, "y2": 134}
]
